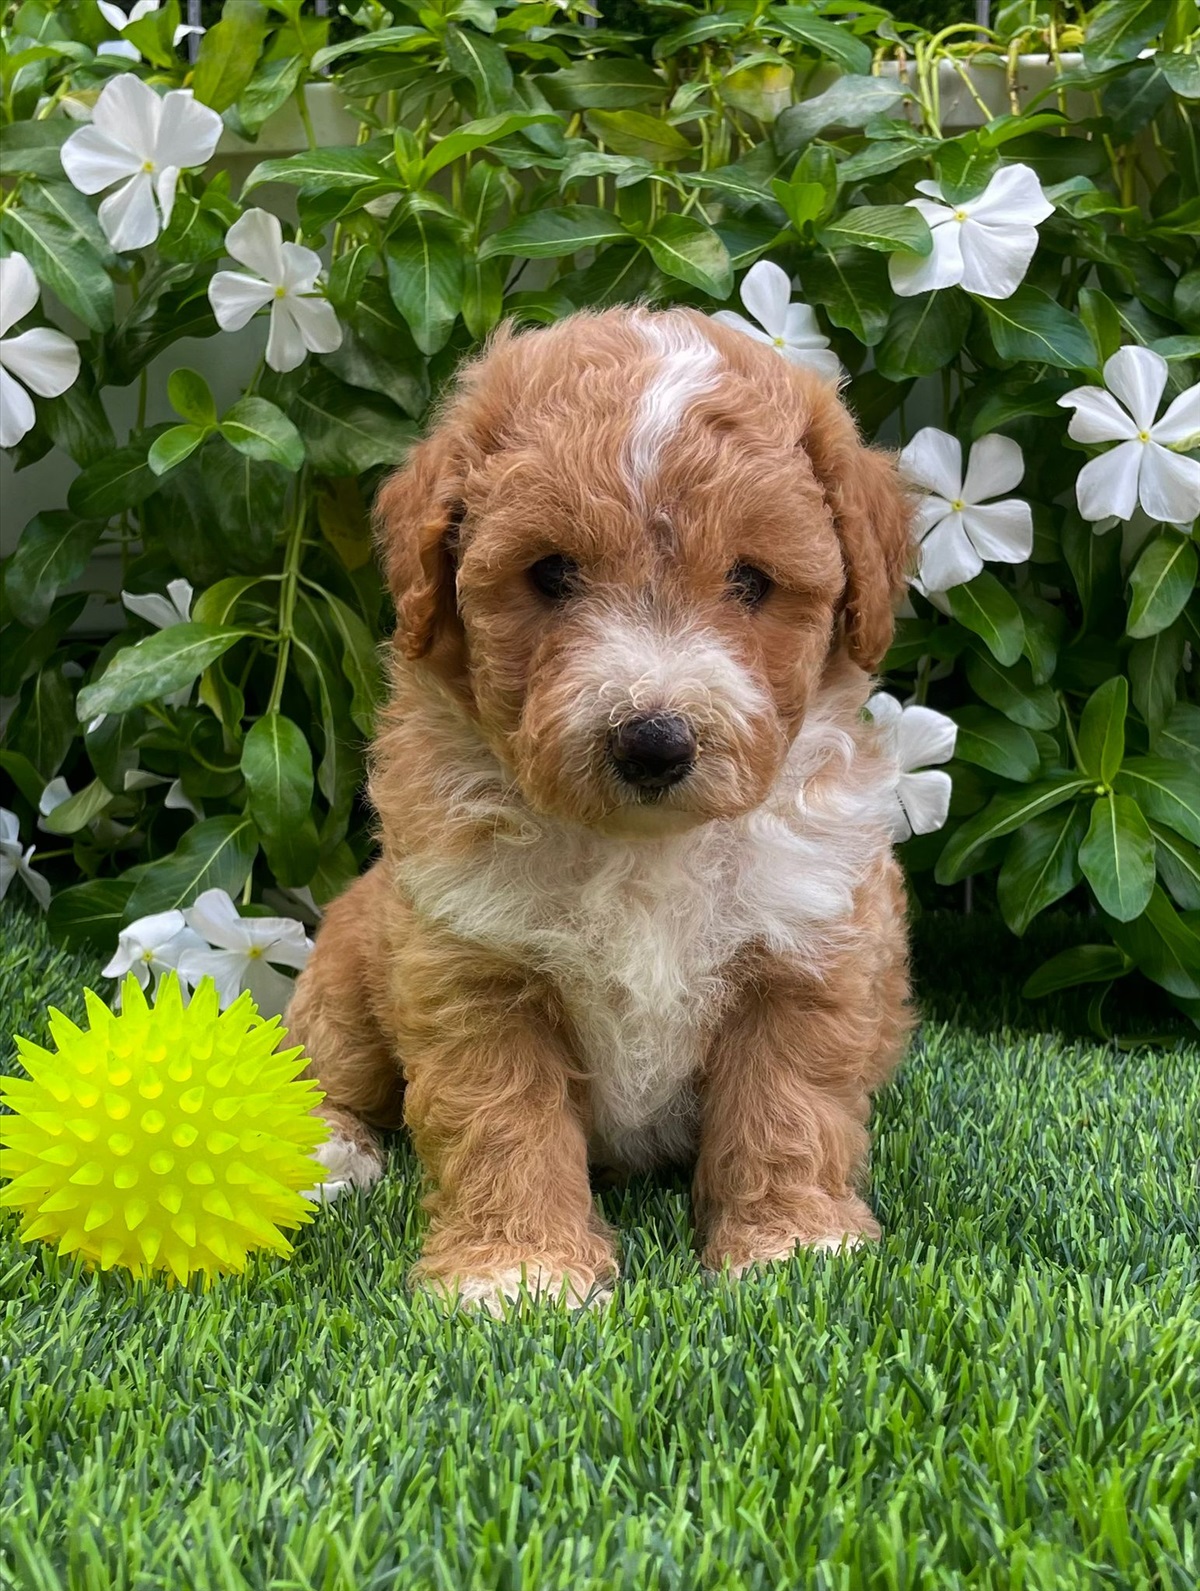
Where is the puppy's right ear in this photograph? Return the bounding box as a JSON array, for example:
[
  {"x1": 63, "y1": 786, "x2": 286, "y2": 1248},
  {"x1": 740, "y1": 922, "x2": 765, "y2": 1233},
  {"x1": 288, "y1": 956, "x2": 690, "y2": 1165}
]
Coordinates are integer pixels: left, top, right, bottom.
[{"x1": 373, "y1": 429, "x2": 464, "y2": 665}]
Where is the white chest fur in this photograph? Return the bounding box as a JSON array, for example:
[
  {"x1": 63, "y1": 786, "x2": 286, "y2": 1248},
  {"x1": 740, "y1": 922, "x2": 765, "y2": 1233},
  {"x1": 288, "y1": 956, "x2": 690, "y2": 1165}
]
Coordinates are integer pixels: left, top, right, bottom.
[{"x1": 398, "y1": 697, "x2": 897, "y2": 1169}]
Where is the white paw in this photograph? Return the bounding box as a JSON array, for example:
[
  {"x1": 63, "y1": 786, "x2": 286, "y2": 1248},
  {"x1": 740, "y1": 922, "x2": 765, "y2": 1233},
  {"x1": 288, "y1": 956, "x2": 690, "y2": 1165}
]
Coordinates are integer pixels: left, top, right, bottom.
[
  {"x1": 301, "y1": 1134, "x2": 384, "y2": 1203},
  {"x1": 725, "y1": 1231, "x2": 865, "y2": 1277},
  {"x1": 432, "y1": 1266, "x2": 612, "y2": 1317}
]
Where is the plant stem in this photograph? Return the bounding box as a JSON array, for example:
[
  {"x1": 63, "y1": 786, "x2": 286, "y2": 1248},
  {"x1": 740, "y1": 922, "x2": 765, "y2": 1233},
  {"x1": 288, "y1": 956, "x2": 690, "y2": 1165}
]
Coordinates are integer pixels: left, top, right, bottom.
[{"x1": 267, "y1": 478, "x2": 308, "y2": 716}]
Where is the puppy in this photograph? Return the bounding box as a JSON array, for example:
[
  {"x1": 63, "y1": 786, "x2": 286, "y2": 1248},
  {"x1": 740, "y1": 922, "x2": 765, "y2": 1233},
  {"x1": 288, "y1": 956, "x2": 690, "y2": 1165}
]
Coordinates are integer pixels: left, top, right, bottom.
[{"x1": 287, "y1": 306, "x2": 914, "y2": 1310}]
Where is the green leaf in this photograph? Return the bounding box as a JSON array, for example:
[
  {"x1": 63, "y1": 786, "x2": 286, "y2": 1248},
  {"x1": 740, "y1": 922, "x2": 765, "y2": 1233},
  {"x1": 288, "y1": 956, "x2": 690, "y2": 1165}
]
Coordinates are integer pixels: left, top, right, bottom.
[
  {"x1": 47, "y1": 878, "x2": 135, "y2": 949},
  {"x1": 776, "y1": 76, "x2": 906, "y2": 151},
  {"x1": 385, "y1": 215, "x2": 464, "y2": 355},
  {"x1": 5, "y1": 513, "x2": 103, "y2": 628},
  {"x1": 40, "y1": 379, "x2": 117, "y2": 469},
  {"x1": 1022, "y1": 943, "x2": 1130, "y2": 998},
  {"x1": 1126, "y1": 533, "x2": 1197, "y2": 639},
  {"x1": 964, "y1": 646, "x2": 1060, "y2": 731},
  {"x1": 444, "y1": 24, "x2": 513, "y2": 116},
  {"x1": 935, "y1": 776, "x2": 1090, "y2": 884},
  {"x1": 243, "y1": 147, "x2": 388, "y2": 195},
  {"x1": 1115, "y1": 757, "x2": 1200, "y2": 845},
  {"x1": 124, "y1": 814, "x2": 259, "y2": 921},
  {"x1": 768, "y1": 9, "x2": 873, "y2": 74},
  {"x1": 192, "y1": 0, "x2": 268, "y2": 113},
  {"x1": 1104, "y1": 886, "x2": 1200, "y2": 1000},
  {"x1": 997, "y1": 803, "x2": 1088, "y2": 934},
  {"x1": 876, "y1": 290, "x2": 971, "y2": 380},
  {"x1": 220, "y1": 397, "x2": 305, "y2": 472},
  {"x1": 802, "y1": 247, "x2": 891, "y2": 347},
  {"x1": 944, "y1": 573, "x2": 1025, "y2": 667},
  {"x1": 14, "y1": 665, "x2": 74, "y2": 781},
  {"x1": 584, "y1": 109, "x2": 692, "y2": 163},
  {"x1": 241, "y1": 712, "x2": 319, "y2": 889},
  {"x1": 236, "y1": 54, "x2": 305, "y2": 136},
  {"x1": 480, "y1": 205, "x2": 630, "y2": 260},
  {"x1": 950, "y1": 706, "x2": 1041, "y2": 783},
  {"x1": 0, "y1": 120, "x2": 70, "y2": 178},
  {"x1": 421, "y1": 112, "x2": 557, "y2": 181},
  {"x1": 40, "y1": 778, "x2": 115, "y2": 836},
  {"x1": 542, "y1": 58, "x2": 666, "y2": 111},
  {"x1": 0, "y1": 749, "x2": 47, "y2": 807},
  {"x1": 1154, "y1": 702, "x2": 1200, "y2": 770},
  {"x1": 1077, "y1": 676, "x2": 1127, "y2": 786},
  {"x1": 293, "y1": 370, "x2": 418, "y2": 477},
  {"x1": 1078, "y1": 286, "x2": 1123, "y2": 364},
  {"x1": 1079, "y1": 792, "x2": 1156, "y2": 921},
  {"x1": 771, "y1": 179, "x2": 830, "y2": 233},
  {"x1": 979, "y1": 286, "x2": 1098, "y2": 371},
  {"x1": 148, "y1": 424, "x2": 209, "y2": 476},
  {"x1": 168, "y1": 368, "x2": 217, "y2": 426},
  {"x1": 1128, "y1": 621, "x2": 1185, "y2": 737},
  {"x1": 310, "y1": 25, "x2": 431, "y2": 71},
  {"x1": 818, "y1": 205, "x2": 933, "y2": 257},
  {"x1": 1152, "y1": 824, "x2": 1200, "y2": 910},
  {"x1": 77, "y1": 625, "x2": 247, "y2": 720},
  {"x1": 1083, "y1": 0, "x2": 1172, "y2": 68},
  {"x1": 643, "y1": 215, "x2": 733, "y2": 298},
  {"x1": 319, "y1": 591, "x2": 383, "y2": 738},
  {"x1": 0, "y1": 204, "x2": 113, "y2": 332}
]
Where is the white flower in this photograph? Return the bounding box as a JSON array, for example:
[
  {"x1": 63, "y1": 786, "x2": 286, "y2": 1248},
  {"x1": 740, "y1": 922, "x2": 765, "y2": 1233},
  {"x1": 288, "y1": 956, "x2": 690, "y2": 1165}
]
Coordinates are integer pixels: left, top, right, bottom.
[
  {"x1": 102, "y1": 909, "x2": 206, "y2": 996},
  {"x1": 177, "y1": 888, "x2": 313, "y2": 1019},
  {"x1": 0, "y1": 808, "x2": 51, "y2": 910},
  {"x1": 208, "y1": 209, "x2": 343, "y2": 374},
  {"x1": 899, "y1": 427, "x2": 1033, "y2": 593},
  {"x1": 122, "y1": 576, "x2": 193, "y2": 629},
  {"x1": 123, "y1": 767, "x2": 205, "y2": 820},
  {"x1": 61, "y1": 76, "x2": 222, "y2": 252},
  {"x1": 37, "y1": 776, "x2": 72, "y2": 833},
  {"x1": 97, "y1": 0, "x2": 203, "y2": 60},
  {"x1": 0, "y1": 254, "x2": 80, "y2": 449},
  {"x1": 1058, "y1": 347, "x2": 1200, "y2": 526},
  {"x1": 888, "y1": 164, "x2": 1053, "y2": 300},
  {"x1": 711, "y1": 259, "x2": 842, "y2": 381},
  {"x1": 866, "y1": 694, "x2": 957, "y2": 842}
]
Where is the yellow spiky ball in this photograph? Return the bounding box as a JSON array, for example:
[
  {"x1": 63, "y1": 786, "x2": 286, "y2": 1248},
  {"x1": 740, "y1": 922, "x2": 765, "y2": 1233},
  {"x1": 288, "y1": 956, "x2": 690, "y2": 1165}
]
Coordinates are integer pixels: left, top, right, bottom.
[{"x1": 0, "y1": 973, "x2": 329, "y2": 1284}]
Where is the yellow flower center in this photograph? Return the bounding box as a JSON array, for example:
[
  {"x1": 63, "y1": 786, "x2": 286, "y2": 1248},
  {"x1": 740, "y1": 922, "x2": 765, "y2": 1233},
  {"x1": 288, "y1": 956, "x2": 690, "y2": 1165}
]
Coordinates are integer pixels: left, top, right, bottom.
[
  {"x1": 274, "y1": 284, "x2": 287, "y2": 299},
  {"x1": 953, "y1": 207, "x2": 969, "y2": 221},
  {"x1": 247, "y1": 945, "x2": 263, "y2": 959},
  {"x1": 951, "y1": 498, "x2": 965, "y2": 511},
  {"x1": 141, "y1": 950, "x2": 154, "y2": 963},
  {"x1": 773, "y1": 335, "x2": 785, "y2": 347},
  {"x1": 141, "y1": 159, "x2": 155, "y2": 173},
  {"x1": 1137, "y1": 429, "x2": 1150, "y2": 442}
]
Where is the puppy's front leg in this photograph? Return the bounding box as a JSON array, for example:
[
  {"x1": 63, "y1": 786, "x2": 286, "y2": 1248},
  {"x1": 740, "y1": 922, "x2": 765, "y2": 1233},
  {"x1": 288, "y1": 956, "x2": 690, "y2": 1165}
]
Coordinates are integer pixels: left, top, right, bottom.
[
  {"x1": 400, "y1": 943, "x2": 616, "y2": 1313},
  {"x1": 695, "y1": 951, "x2": 903, "y2": 1274}
]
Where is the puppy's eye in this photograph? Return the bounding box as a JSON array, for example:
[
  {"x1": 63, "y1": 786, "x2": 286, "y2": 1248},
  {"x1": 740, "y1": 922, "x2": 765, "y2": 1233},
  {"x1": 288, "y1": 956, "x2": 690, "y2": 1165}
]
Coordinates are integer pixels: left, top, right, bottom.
[
  {"x1": 727, "y1": 562, "x2": 772, "y2": 608},
  {"x1": 529, "y1": 554, "x2": 580, "y2": 601}
]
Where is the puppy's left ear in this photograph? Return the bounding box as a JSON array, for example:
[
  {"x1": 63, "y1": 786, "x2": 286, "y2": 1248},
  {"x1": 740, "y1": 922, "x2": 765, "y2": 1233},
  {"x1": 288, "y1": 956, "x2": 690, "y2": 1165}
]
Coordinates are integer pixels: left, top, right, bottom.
[
  {"x1": 373, "y1": 427, "x2": 465, "y2": 669},
  {"x1": 800, "y1": 382, "x2": 913, "y2": 672}
]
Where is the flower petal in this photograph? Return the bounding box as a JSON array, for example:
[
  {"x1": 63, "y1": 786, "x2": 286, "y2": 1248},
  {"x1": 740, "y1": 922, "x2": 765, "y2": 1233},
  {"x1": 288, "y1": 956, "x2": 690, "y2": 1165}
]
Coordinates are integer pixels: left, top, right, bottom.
[
  {"x1": 38, "y1": 776, "x2": 71, "y2": 817},
  {"x1": 155, "y1": 165, "x2": 179, "y2": 231},
  {"x1": 1138, "y1": 442, "x2": 1200, "y2": 526},
  {"x1": 957, "y1": 219, "x2": 1038, "y2": 299},
  {"x1": 0, "y1": 809, "x2": 18, "y2": 845},
  {"x1": 265, "y1": 299, "x2": 310, "y2": 373},
  {"x1": 287, "y1": 294, "x2": 343, "y2": 357},
  {"x1": 785, "y1": 344, "x2": 842, "y2": 380},
  {"x1": 897, "y1": 769, "x2": 953, "y2": 835},
  {"x1": 167, "y1": 578, "x2": 194, "y2": 621},
  {"x1": 176, "y1": 947, "x2": 248, "y2": 1009},
  {"x1": 154, "y1": 88, "x2": 223, "y2": 171},
  {"x1": 96, "y1": 0, "x2": 129, "y2": 27},
  {"x1": 1103, "y1": 345, "x2": 1167, "y2": 433},
  {"x1": 279, "y1": 240, "x2": 323, "y2": 295},
  {"x1": 122, "y1": 588, "x2": 182, "y2": 628},
  {"x1": 1074, "y1": 440, "x2": 1143, "y2": 523},
  {"x1": 241, "y1": 958, "x2": 299, "y2": 1020},
  {"x1": 183, "y1": 887, "x2": 246, "y2": 950},
  {"x1": 0, "y1": 364, "x2": 36, "y2": 447},
  {"x1": 0, "y1": 253, "x2": 39, "y2": 337},
  {"x1": 97, "y1": 40, "x2": 141, "y2": 59},
  {"x1": 913, "y1": 179, "x2": 947, "y2": 203},
  {"x1": 18, "y1": 854, "x2": 52, "y2": 912},
  {"x1": 888, "y1": 221, "x2": 964, "y2": 297},
  {"x1": 911, "y1": 495, "x2": 956, "y2": 542},
  {"x1": 782, "y1": 300, "x2": 826, "y2": 348},
  {"x1": 898, "y1": 705, "x2": 958, "y2": 771},
  {"x1": 224, "y1": 207, "x2": 286, "y2": 284},
  {"x1": 967, "y1": 163, "x2": 1053, "y2": 226},
  {"x1": 962, "y1": 499, "x2": 1033, "y2": 564},
  {"x1": 738, "y1": 259, "x2": 792, "y2": 340},
  {"x1": 93, "y1": 72, "x2": 162, "y2": 159},
  {"x1": 710, "y1": 311, "x2": 774, "y2": 347},
  {"x1": 208, "y1": 270, "x2": 275, "y2": 332},
  {"x1": 1151, "y1": 381, "x2": 1200, "y2": 447},
  {"x1": 0, "y1": 328, "x2": 79, "y2": 399},
  {"x1": 899, "y1": 427, "x2": 964, "y2": 500},
  {"x1": 98, "y1": 172, "x2": 160, "y2": 251},
  {"x1": 962, "y1": 433, "x2": 1024, "y2": 503},
  {"x1": 917, "y1": 513, "x2": 982, "y2": 591},
  {"x1": 60, "y1": 126, "x2": 143, "y2": 196},
  {"x1": 1057, "y1": 385, "x2": 1138, "y2": 444},
  {"x1": 866, "y1": 691, "x2": 903, "y2": 735}
]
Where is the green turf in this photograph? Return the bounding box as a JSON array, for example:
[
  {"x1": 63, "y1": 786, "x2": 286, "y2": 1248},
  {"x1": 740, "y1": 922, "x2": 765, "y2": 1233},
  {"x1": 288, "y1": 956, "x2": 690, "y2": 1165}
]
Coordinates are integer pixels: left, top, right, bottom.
[{"x1": 2, "y1": 899, "x2": 1198, "y2": 1591}]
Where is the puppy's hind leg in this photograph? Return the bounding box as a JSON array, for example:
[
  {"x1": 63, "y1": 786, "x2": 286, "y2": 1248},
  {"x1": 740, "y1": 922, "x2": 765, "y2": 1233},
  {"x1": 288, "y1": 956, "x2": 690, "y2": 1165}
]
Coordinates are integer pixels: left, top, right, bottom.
[{"x1": 285, "y1": 865, "x2": 404, "y2": 1201}]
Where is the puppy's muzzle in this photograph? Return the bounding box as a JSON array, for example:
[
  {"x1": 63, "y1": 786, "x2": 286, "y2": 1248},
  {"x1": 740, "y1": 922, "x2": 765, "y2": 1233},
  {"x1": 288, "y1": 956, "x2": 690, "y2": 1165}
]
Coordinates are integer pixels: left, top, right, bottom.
[{"x1": 608, "y1": 712, "x2": 697, "y2": 793}]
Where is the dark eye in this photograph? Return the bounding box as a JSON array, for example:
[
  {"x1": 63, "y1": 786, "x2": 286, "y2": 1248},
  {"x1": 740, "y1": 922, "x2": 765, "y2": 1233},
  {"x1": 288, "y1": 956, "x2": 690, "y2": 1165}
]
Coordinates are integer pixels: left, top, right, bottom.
[
  {"x1": 529, "y1": 554, "x2": 580, "y2": 601},
  {"x1": 727, "y1": 562, "x2": 772, "y2": 608}
]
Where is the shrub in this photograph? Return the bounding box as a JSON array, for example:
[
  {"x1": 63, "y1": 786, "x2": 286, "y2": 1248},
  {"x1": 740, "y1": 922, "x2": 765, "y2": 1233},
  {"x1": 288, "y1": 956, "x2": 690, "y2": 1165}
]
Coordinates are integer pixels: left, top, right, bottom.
[{"x1": 1, "y1": 0, "x2": 1197, "y2": 1029}]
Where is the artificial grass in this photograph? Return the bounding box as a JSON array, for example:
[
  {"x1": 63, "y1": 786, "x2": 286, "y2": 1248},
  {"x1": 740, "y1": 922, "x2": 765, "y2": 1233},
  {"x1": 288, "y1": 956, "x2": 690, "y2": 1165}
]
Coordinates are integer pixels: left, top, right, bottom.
[{"x1": 2, "y1": 899, "x2": 1198, "y2": 1591}]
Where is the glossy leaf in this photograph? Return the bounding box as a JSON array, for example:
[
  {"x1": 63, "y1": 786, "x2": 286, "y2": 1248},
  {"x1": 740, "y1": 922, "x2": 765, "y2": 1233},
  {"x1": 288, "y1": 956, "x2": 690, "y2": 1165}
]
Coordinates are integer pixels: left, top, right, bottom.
[
  {"x1": 1077, "y1": 676, "x2": 1127, "y2": 786},
  {"x1": 124, "y1": 814, "x2": 259, "y2": 921},
  {"x1": 945, "y1": 574, "x2": 1025, "y2": 667},
  {"x1": 6, "y1": 513, "x2": 103, "y2": 628},
  {"x1": 1079, "y1": 792, "x2": 1156, "y2": 921},
  {"x1": 220, "y1": 398, "x2": 305, "y2": 472},
  {"x1": 997, "y1": 803, "x2": 1088, "y2": 934},
  {"x1": 1126, "y1": 533, "x2": 1197, "y2": 640},
  {"x1": 241, "y1": 712, "x2": 319, "y2": 889},
  {"x1": 77, "y1": 625, "x2": 248, "y2": 720},
  {"x1": 935, "y1": 776, "x2": 1090, "y2": 885}
]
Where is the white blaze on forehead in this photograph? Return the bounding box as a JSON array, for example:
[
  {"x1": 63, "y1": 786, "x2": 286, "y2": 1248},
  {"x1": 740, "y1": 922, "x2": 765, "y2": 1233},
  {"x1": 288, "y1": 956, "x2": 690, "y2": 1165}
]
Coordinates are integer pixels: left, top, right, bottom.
[{"x1": 624, "y1": 312, "x2": 722, "y2": 495}]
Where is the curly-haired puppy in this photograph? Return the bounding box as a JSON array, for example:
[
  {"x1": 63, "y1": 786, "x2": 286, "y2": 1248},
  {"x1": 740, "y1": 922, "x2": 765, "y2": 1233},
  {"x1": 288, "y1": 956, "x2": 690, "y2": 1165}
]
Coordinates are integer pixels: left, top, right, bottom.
[{"x1": 287, "y1": 306, "x2": 914, "y2": 1311}]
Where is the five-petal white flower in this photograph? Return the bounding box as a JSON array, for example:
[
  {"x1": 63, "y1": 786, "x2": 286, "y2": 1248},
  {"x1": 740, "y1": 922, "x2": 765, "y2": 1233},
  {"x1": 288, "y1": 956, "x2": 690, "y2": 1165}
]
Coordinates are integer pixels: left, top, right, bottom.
[
  {"x1": 102, "y1": 908, "x2": 206, "y2": 995},
  {"x1": 711, "y1": 259, "x2": 842, "y2": 380},
  {"x1": 0, "y1": 253, "x2": 80, "y2": 449},
  {"x1": 1058, "y1": 346, "x2": 1200, "y2": 526},
  {"x1": 208, "y1": 209, "x2": 343, "y2": 374},
  {"x1": 177, "y1": 888, "x2": 313, "y2": 1018},
  {"x1": 0, "y1": 808, "x2": 51, "y2": 910},
  {"x1": 61, "y1": 75, "x2": 222, "y2": 252},
  {"x1": 122, "y1": 576, "x2": 193, "y2": 630},
  {"x1": 889, "y1": 164, "x2": 1053, "y2": 300},
  {"x1": 899, "y1": 427, "x2": 1033, "y2": 593},
  {"x1": 866, "y1": 694, "x2": 957, "y2": 842},
  {"x1": 96, "y1": 0, "x2": 203, "y2": 61}
]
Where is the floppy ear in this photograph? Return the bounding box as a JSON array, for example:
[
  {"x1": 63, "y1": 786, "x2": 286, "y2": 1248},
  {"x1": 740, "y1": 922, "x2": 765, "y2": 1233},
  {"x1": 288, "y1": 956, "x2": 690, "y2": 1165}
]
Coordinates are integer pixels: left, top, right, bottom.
[
  {"x1": 799, "y1": 382, "x2": 913, "y2": 672},
  {"x1": 373, "y1": 428, "x2": 465, "y2": 668}
]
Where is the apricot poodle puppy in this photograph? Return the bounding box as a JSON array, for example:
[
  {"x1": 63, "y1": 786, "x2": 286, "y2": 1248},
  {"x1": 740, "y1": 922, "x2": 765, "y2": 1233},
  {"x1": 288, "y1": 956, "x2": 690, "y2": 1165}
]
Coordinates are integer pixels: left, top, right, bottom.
[{"x1": 287, "y1": 305, "x2": 914, "y2": 1311}]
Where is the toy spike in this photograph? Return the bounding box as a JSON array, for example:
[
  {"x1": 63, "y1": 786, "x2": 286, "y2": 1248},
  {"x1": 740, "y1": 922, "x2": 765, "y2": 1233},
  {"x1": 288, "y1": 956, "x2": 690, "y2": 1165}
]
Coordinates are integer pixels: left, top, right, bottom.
[{"x1": 1, "y1": 973, "x2": 329, "y2": 1285}]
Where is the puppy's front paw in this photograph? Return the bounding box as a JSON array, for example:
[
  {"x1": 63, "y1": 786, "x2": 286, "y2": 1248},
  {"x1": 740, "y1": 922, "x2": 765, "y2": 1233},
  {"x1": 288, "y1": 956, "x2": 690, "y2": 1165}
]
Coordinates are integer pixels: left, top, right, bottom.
[
  {"x1": 704, "y1": 1193, "x2": 880, "y2": 1277},
  {"x1": 416, "y1": 1262, "x2": 615, "y2": 1316},
  {"x1": 302, "y1": 1126, "x2": 385, "y2": 1203}
]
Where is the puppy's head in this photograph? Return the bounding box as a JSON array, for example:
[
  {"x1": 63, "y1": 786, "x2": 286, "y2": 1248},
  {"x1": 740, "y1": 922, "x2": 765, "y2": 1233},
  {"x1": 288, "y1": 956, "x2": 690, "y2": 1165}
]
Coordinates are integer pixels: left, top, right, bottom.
[{"x1": 375, "y1": 308, "x2": 910, "y2": 835}]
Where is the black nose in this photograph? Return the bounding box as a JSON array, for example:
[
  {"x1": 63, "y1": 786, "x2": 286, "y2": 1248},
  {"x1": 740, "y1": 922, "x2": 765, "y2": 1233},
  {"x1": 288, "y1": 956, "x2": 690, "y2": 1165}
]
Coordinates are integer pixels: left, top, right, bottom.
[{"x1": 609, "y1": 713, "x2": 697, "y2": 790}]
